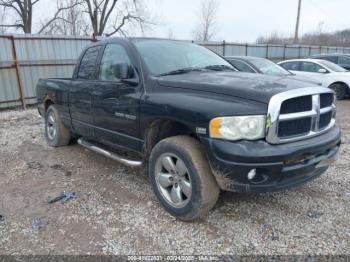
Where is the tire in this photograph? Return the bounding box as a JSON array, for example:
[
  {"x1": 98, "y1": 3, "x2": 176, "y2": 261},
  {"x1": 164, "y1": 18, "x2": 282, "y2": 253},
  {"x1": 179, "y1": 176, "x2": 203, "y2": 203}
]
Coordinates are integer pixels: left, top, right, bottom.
[
  {"x1": 329, "y1": 83, "x2": 347, "y2": 100},
  {"x1": 45, "y1": 105, "x2": 71, "y2": 147},
  {"x1": 149, "y1": 136, "x2": 220, "y2": 221}
]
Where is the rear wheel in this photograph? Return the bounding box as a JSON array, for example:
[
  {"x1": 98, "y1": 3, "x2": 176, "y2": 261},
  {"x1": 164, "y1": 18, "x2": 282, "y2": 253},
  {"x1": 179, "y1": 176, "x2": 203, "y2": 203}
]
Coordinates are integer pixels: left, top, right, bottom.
[
  {"x1": 329, "y1": 83, "x2": 347, "y2": 100},
  {"x1": 45, "y1": 105, "x2": 71, "y2": 147},
  {"x1": 149, "y1": 136, "x2": 220, "y2": 221}
]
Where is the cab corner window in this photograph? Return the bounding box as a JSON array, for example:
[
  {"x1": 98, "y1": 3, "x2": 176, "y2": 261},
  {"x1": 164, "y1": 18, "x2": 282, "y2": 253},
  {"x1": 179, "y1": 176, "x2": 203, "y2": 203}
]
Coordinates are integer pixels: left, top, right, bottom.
[
  {"x1": 77, "y1": 46, "x2": 101, "y2": 80},
  {"x1": 99, "y1": 44, "x2": 131, "y2": 81}
]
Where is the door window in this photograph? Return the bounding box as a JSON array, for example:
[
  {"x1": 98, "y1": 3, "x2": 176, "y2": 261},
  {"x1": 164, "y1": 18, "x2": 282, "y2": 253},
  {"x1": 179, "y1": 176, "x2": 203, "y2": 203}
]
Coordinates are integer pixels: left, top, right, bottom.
[
  {"x1": 300, "y1": 62, "x2": 324, "y2": 73},
  {"x1": 99, "y1": 44, "x2": 131, "y2": 81},
  {"x1": 229, "y1": 60, "x2": 255, "y2": 73},
  {"x1": 317, "y1": 56, "x2": 337, "y2": 63},
  {"x1": 280, "y1": 62, "x2": 300, "y2": 71},
  {"x1": 77, "y1": 46, "x2": 101, "y2": 80}
]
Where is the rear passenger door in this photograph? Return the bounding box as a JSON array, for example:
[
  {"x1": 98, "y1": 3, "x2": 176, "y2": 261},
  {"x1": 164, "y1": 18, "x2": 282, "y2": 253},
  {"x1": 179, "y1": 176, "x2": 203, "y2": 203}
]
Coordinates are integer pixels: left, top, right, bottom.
[
  {"x1": 91, "y1": 43, "x2": 143, "y2": 152},
  {"x1": 70, "y1": 45, "x2": 102, "y2": 138}
]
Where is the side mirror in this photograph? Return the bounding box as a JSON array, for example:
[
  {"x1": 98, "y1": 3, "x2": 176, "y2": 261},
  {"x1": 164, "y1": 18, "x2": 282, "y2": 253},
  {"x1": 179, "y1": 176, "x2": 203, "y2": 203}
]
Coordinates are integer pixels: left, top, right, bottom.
[
  {"x1": 318, "y1": 68, "x2": 327, "y2": 74},
  {"x1": 111, "y1": 63, "x2": 133, "y2": 79}
]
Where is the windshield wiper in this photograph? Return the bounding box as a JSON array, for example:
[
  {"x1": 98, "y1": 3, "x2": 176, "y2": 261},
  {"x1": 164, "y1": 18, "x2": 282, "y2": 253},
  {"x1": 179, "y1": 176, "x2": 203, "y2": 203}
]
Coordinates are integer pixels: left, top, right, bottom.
[
  {"x1": 158, "y1": 67, "x2": 204, "y2": 76},
  {"x1": 205, "y1": 65, "x2": 235, "y2": 71}
]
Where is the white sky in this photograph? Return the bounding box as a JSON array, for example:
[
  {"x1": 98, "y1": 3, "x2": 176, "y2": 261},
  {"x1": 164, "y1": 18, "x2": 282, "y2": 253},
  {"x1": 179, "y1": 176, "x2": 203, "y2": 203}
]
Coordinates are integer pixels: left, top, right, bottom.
[
  {"x1": 6, "y1": 0, "x2": 350, "y2": 42},
  {"x1": 145, "y1": 0, "x2": 350, "y2": 42}
]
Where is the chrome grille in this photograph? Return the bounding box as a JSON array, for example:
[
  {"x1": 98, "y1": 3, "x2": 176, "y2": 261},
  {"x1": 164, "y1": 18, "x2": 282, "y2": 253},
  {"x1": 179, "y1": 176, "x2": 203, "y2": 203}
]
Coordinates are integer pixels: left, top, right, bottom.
[{"x1": 266, "y1": 87, "x2": 336, "y2": 144}]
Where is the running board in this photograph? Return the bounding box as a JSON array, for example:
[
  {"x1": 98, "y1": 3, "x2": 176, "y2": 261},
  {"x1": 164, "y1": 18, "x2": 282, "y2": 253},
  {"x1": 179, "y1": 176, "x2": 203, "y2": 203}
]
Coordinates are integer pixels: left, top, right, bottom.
[{"x1": 77, "y1": 138, "x2": 143, "y2": 167}]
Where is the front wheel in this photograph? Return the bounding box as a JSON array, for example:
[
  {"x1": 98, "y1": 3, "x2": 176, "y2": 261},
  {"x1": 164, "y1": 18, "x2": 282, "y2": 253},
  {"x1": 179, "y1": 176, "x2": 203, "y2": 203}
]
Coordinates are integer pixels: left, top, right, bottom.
[
  {"x1": 149, "y1": 136, "x2": 220, "y2": 221},
  {"x1": 45, "y1": 105, "x2": 71, "y2": 147},
  {"x1": 329, "y1": 83, "x2": 347, "y2": 100}
]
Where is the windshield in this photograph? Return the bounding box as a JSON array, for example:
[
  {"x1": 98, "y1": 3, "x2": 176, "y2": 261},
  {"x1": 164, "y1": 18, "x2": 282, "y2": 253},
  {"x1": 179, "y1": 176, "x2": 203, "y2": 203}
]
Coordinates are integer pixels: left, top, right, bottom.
[
  {"x1": 133, "y1": 40, "x2": 234, "y2": 75},
  {"x1": 317, "y1": 60, "x2": 347, "y2": 72},
  {"x1": 249, "y1": 58, "x2": 291, "y2": 76}
]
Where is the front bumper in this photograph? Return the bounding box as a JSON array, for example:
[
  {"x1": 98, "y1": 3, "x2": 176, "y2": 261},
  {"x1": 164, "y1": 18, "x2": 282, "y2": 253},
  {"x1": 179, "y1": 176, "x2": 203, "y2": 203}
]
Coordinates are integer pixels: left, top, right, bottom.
[{"x1": 202, "y1": 126, "x2": 341, "y2": 193}]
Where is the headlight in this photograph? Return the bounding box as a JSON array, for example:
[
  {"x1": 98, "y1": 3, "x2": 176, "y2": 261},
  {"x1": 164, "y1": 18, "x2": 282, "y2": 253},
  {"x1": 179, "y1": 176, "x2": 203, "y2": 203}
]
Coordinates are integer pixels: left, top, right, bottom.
[{"x1": 209, "y1": 115, "x2": 266, "y2": 141}]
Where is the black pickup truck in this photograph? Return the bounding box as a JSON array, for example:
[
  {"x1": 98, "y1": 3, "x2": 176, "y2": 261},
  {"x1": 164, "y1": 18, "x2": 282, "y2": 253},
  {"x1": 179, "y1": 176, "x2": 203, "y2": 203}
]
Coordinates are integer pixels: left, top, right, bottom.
[{"x1": 36, "y1": 38, "x2": 341, "y2": 221}]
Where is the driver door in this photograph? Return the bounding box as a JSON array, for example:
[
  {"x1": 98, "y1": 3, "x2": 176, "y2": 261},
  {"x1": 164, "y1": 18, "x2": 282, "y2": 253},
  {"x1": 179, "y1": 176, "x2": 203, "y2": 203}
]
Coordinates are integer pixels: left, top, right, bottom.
[{"x1": 91, "y1": 43, "x2": 142, "y2": 152}]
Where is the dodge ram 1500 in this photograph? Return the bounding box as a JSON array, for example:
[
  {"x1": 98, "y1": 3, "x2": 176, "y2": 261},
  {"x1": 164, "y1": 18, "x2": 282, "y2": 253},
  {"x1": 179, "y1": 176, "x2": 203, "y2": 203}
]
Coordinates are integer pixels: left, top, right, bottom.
[{"x1": 36, "y1": 38, "x2": 341, "y2": 221}]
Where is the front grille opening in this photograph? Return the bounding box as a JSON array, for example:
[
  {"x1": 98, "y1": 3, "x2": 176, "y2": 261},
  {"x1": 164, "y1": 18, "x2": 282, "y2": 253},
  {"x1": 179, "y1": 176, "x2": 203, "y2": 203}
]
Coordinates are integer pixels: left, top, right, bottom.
[
  {"x1": 320, "y1": 93, "x2": 334, "y2": 108},
  {"x1": 319, "y1": 111, "x2": 333, "y2": 129},
  {"x1": 278, "y1": 117, "x2": 312, "y2": 138},
  {"x1": 280, "y1": 95, "x2": 312, "y2": 114}
]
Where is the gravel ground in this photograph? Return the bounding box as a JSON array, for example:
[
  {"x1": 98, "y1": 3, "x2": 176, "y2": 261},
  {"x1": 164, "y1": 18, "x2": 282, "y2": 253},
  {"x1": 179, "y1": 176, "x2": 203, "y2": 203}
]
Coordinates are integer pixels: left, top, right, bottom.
[{"x1": 0, "y1": 102, "x2": 349, "y2": 256}]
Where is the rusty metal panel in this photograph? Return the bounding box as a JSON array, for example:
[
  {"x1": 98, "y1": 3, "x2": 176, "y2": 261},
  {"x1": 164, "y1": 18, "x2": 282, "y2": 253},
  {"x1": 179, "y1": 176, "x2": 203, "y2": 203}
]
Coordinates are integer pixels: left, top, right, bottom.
[
  {"x1": 225, "y1": 44, "x2": 246, "y2": 56},
  {"x1": 247, "y1": 45, "x2": 267, "y2": 57},
  {"x1": 14, "y1": 37, "x2": 90, "y2": 65},
  {"x1": 20, "y1": 65, "x2": 75, "y2": 101},
  {"x1": 0, "y1": 34, "x2": 92, "y2": 108},
  {"x1": 285, "y1": 45, "x2": 300, "y2": 58},
  {"x1": 300, "y1": 46, "x2": 310, "y2": 57},
  {"x1": 267, "y1": 45, "x2": 284, "y2": 59},
  {"x1": 0, "y1": 68, "x2": 21, "y2": 108},
  {"x1": 0, "y1": 37, "x2": 13, "y2": 68}
]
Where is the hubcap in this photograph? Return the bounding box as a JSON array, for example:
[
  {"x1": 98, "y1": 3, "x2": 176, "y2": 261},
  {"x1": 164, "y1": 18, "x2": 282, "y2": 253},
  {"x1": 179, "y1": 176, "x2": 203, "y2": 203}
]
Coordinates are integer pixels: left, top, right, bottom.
[
  {"x1": 46, "y1": 111, "x2": 57, "y2": 140},
  {"x1": 155, "y1": 153, "x2": 192, "y2": 208}
]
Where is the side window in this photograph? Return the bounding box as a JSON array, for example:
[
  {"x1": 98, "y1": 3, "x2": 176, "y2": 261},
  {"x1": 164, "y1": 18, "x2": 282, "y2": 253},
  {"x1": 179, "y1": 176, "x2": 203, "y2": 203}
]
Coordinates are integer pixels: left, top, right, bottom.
[
  {"x1": 229, "y1": 60, "x2": 255, "y2": 73},
  {"x1": 99, "y1": 44, "x2": 131, "y2": 81},
  {"x1": 77, "y1": 46, "x2": 101, "y2": 80},
  {"x1": 300, "y1": 62, "x2": 323, "y2": 73},
  {"x1": 280, "y1": 62, "x2": 299, "y2": 71},
  {"x1": 326, "y1": 56, "x2": 338, "y2": 63},
  {"x1": 339, "y1": 56, "x2": 350, "y2": 65}
]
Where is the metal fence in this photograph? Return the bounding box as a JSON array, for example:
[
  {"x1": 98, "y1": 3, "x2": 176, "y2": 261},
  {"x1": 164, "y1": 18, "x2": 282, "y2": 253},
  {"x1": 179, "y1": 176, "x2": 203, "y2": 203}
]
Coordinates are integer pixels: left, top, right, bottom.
[
  {"x1": 0, "y1": 34, "x2": 93, "y2": 109},
  {"x1": 199, "y1": 41, "x2": 350, "y2": 60},
  {"x1": 1, "y1": 34, "x2": 350, "y2": 109}
]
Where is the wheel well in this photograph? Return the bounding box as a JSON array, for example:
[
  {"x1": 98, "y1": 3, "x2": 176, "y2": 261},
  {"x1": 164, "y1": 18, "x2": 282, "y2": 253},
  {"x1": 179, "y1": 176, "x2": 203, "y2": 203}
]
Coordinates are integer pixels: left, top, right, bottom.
[
  {"x1": 44, "y1": 99, "x2": 54, "y2": 111},
  {"x1": 143, "y1": 119, "x2": 198, "y2": 158}
]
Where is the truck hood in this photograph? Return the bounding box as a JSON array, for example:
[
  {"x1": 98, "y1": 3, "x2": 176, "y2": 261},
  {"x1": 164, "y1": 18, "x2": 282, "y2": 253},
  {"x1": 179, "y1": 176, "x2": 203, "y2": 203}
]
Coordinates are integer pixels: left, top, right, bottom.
[{"x1": 157, "y1": 71, "x2": 319, "y2": 104}]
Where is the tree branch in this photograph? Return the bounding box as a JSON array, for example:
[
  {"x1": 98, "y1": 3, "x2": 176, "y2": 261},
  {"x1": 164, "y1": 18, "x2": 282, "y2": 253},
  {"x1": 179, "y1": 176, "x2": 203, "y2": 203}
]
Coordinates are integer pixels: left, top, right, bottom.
[
  {"x1": 106, "y1": 13, "x2": 144, "y2": 36},
  {"x1": 38, "y1": 1, "x2": 81, "y2": 34}
]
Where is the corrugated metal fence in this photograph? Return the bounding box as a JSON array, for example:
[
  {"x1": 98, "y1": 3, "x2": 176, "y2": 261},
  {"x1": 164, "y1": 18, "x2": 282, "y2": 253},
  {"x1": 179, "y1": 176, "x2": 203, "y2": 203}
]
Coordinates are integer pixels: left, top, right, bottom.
[
  {"x1": 0, "y1": 34, "x2": 93, "y2": 109},
  {"x1": 199, "y1": 41, "x2": 350, "y2": 60},
  {"x1": 1, "y1": 34, "x2": 350, "y2": 109}
]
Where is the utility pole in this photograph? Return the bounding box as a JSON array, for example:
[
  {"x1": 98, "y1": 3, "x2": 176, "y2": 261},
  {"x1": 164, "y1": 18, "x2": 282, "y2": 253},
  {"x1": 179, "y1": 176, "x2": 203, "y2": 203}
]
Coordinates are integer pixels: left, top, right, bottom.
[{"x1": 294, "y1": 0, "x2": 302, "y2": 43}]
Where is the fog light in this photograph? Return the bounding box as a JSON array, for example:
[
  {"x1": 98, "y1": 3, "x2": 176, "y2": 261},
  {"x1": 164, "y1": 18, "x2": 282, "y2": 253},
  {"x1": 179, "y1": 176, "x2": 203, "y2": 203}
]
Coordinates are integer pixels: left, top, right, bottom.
[{"x1": 247, "y1": 169, "x2": 257, "y2": 180}]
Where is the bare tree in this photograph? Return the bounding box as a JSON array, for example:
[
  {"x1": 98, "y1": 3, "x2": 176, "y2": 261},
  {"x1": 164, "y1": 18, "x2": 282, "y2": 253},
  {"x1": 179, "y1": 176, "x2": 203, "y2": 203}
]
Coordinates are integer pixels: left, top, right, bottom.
[
  {"x1": 0, "y1": 0, "x2": 41, "y2": 33},
  {"x1": 80, "y1": 0, "x2": 155, "y2": 37},
  {"x1": 193, "y1": 0, "x2": 219, "y2": 41},
  {"x1": 256, "y1": 26, "x2": 350, "y2": 47},
  {"x1": 39, "y1": 0, "x2": 89, "y2": 35},
  {"x1": 256, "y1": 31, "x2": 292, "y2": 45}
]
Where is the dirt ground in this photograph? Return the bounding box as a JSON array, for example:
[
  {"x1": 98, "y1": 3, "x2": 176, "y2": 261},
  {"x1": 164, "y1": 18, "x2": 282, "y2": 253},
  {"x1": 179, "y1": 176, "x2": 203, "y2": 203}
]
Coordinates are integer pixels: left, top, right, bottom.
[{"x1": 0, "y1": 102, "x2": 349, "y2": 256}]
